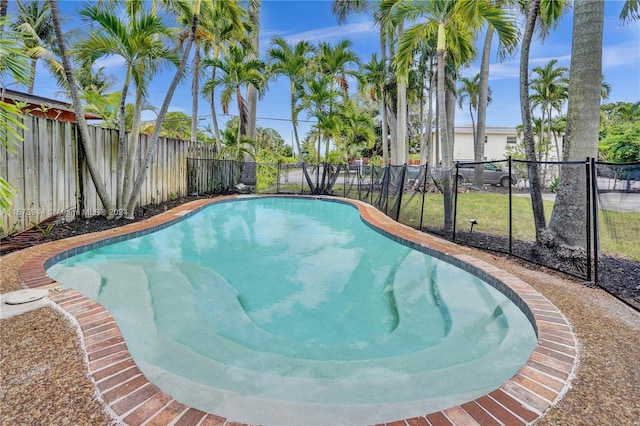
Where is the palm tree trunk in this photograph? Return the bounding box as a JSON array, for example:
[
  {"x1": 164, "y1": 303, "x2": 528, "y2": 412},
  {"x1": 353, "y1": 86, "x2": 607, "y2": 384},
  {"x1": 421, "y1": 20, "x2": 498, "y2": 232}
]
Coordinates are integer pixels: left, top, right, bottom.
[
  {"x1": 28, "y1": 59, "x2": 37, "y2": 95},
  {"x1": 475, "y1": 26, "x2": 493, "y2": 187},
  {"x1": 191, "y1": 46, "x2": 200, "y2": 143},
  {"x1": 437, "y1": 24, "x2": 453, "y2": 232},
  {"x1": 446, "y1": 87, "x2": 456, "y2": 163},
  {"x1": 125, "y1": 8, "x2": 198, "y2": 218},
  {"x1": 423, "y1": 68, "x2": 435, "y2": 166},
  {"x1": 116, "y1": 67, "x2": 131, "y2": 210},
  {"x1": 122, "y1": 85, "x2": 144, "y2": 205},
  {"x1": 549, "y1": 0, "x2": 604, "y2": 247},
  {"x1": 290, "y1": 80, "x2": 303, "y2": 162},
  {"x1": 380, "y1": 32, "x2": 389, "y2": 165},
  {"x1": 0, "y1": 0, "x2": 8, "y2": 20},
  {"x1": 48, "y1": 0, "x2": 114, "y2": 217},
  {"x1": 246, "y1": 0, "x2": 261, "y2": 141},
  {"x1": 520, "y1": 0, "x2": 546, "y2": 240},
  {"x1": 236, "y1": 88, "x2": 243, "y2": 160},
  {"x1": 209, "y1": 67, "x2": 222, "y2": 153},
  {"x1": 395, "y1": 21, "x2": 407, "y2": 166},
  {"x1": 418, "y1": 84, "x2": 425, "y2": 164}
]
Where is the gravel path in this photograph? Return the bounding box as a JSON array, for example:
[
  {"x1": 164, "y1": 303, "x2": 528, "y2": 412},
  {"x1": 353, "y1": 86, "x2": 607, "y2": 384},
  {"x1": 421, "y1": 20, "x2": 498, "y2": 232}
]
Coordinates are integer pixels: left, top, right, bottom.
[{"x1": 1, "y1": 231, "x2": 639, "y2": 425}]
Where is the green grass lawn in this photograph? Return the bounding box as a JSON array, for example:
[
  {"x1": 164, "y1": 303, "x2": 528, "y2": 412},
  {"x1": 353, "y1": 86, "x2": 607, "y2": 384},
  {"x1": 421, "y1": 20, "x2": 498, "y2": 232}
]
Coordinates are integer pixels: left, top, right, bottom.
[{"x1": 362, "y1": 190, "x2": 640, "y2": 261}]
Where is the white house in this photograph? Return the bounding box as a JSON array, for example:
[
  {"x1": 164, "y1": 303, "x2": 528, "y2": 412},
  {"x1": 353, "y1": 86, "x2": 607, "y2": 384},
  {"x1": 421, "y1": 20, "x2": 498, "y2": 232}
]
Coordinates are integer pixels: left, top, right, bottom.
[
  {"x1": 426, "y1": 125, "x2": 564, "y2": 164},
  {"x1": 426, "y1": 126, "x2": 521, "y2": 162}
]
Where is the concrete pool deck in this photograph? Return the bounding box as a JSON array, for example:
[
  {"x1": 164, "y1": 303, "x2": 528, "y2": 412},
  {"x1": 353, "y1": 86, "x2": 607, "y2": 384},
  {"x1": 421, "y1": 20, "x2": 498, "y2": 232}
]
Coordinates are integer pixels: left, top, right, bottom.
[{"x1": 2, "y1": 195, "x2": 584, "y2": 424}]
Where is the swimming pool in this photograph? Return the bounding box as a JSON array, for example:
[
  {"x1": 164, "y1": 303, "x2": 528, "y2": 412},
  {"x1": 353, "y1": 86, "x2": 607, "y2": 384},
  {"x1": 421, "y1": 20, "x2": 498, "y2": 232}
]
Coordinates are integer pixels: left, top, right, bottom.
[{"x1": 47, "y1": 196, "x2": 538, "y2": 425}]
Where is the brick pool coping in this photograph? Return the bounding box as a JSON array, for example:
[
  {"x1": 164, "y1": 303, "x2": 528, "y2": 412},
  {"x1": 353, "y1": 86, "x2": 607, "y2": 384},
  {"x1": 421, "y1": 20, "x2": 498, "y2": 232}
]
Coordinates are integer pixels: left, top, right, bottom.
[{"x1": 18, "y1": 195, "x2": 578, "y2": 426}]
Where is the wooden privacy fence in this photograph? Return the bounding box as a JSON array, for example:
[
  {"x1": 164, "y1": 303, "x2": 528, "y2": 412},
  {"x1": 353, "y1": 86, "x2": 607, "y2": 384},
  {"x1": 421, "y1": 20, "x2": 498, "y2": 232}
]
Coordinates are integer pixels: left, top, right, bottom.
[{"x1": 1, "y1": 115, "x2": 215, "y2": 235}]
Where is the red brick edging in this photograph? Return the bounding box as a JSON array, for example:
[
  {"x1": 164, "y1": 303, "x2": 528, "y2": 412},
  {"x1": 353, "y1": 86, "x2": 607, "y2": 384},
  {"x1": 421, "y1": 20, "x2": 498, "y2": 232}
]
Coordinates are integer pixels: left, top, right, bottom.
[{"x1": 19, "y1": 195, "x2": 577, "y2": 426}]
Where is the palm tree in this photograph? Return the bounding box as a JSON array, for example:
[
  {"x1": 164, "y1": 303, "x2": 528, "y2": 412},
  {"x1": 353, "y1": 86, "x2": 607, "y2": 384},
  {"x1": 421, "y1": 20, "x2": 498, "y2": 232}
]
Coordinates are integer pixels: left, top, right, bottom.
[
  {"x1": 457, "y1": 74, "x2": 480, "y2": 148},
  {"x1": 218, "y1": 122, "x2": 256, "y2": 161},
  {"x1": 170, "y1": 0, "x2": 245, "y2": 145},
  {"x1": 301, "y1": 75, "x2": 341, "y2": 162},
  {"x1": 267, "y1": 37, "x2": 315, "y2": 162},
  {"x1": 395, "y1": 0, "x2": 517, "y2": 232},
  {"x1": 335, "y1": 98, "x2": 375, "y2": 159},
  {"x1": 377, "y1": 0, "x2": 408, "y2": 166},
  {"x1": 315, "y1": 39, "x2": 360, "y2": 99},
  {"x1": 0, "y1": 17, "x2": 29, "y2": 213},
  {"x1": 475, "y1": 0, "x2": 518, "y2": 188},
  {"x1": 332, "y1": 0, "x2": 396, "y2": 166},
  {"x1": 530, "y1": 59, "x2": 568, "y2": 162},
  {"x1": 124, "y1": 0, "x2": 202, "y2": 219},
  {"x1": 519, "y1": 0, "x2": 568, "y2": 241},
  {"x1": 48, "y1": 0, "x2": 114, "y2": 216},
  {"x1": 548, "y1": 0, "x2": 605, "y2": 248},
  {"x1": 12, "y1": 0, "x2": 55, "y2": 94},
  {"x1": 204, "y1": 44, "x2": 265, "y2": 158},
  {"x1": 200, "y1": 14, "x2": 250, "y2": 153},
  {"x1": 246, "y1": 0, "x2": 261, "y2": 142},
  {"x1": 76, "y1": 3, "x2": 176, "y2": 209},
  {"x1": 359, "y1": 53, "x2": 391, "y2": 163},
  {"x1": 458, "y1": 73, "x2": 492, "y2": 188}
]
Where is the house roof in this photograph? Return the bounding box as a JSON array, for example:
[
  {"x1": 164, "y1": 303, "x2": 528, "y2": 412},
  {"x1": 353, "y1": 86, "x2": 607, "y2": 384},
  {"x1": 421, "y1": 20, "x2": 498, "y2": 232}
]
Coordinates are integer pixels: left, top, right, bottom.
[{"x1": 1, "y1": 88, "x2": 101, "y2": 122}]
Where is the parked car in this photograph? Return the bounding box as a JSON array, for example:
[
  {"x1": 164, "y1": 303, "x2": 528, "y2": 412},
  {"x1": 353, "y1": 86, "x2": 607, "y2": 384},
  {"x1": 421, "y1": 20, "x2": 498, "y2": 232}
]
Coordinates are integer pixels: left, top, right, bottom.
[
  {"x1": 456, "y1": 162, "x2": 516, "y2": 186},
  {"x1": 406, "y1": 165, "x2": 422, "y2": 179}
]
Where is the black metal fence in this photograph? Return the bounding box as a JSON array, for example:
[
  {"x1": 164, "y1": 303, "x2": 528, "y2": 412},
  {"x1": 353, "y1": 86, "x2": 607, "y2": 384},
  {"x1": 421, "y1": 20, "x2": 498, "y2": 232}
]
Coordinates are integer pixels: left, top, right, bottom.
[{"x1": 186, "y1": 158, "x2": 640, "y2": 309}]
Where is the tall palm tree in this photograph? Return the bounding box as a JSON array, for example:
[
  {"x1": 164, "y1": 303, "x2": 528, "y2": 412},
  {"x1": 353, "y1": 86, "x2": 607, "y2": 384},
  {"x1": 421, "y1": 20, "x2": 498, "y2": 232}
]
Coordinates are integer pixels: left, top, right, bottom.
[
  {"x1": 0, "y1": 17, "x2": 29, "y2": 213},
  {"x1": 378, "y1": 0, "x2": 407, "y2": 166},
  {"x1": 12, "y1": 0, "x2": 55, "y2": 94},
  {"x1": 76, "y1": 3, "x2": 176, "y2": 209},
  {"x1": 246, "y1": 0, "x2": 261, "y2": 142},
  {"x1": 548, "y1": 0, "x2": 604, "y2": 248},
  {"x1": 125, "y1": 0, "x2": 202, "y2": 218},
  {"x1": 335, "y1": 98, "x2": 375, "y2": 158},
  {"x1": 48, "y1": 0, "x2": 114, "y2": 216},
  {"x1": 458, "y1": 73, "x2": 492, "y2": 187},
  {"x1": 359, "y1": 53, "x2": 390, "y2": 163},
  {"x1": 519, "y1": 0, "x2": 568, "y2": 241},
  {"x1": 396, "y1": 0, "x2": 517, "y2": 232},
  {"x1": 170, "y1": 0, "x2": 245, "y2": 144},
  {"x1": 315, "y1": 39, "x2": 360, "y2": 99},
  {"x1": 530, "y1": 59, "x2": 568, "y2": 162},
  {"x1": 301, "y1": 75, "x2": 341, "y2": 162},
  {"x1": 267, "y1": 37, "x2": 315, "y2": 162},
  {"x1": 200, "y1": 14, "x2": 250, "y2": 153},
  {"x1": 457, "y1": 74, "x2": 480, "y2": 147},
  {"x1": 475, "y1": 0, "x2": 519, "y2": 187},
  {"x1": 204, "y1": 44, "x2": 265, "y2": 158}
]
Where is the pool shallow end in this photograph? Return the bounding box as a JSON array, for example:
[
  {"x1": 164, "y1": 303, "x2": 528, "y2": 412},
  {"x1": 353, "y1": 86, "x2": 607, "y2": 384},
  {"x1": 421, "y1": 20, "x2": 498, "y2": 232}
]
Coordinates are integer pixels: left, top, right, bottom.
[{"x1": 19, "y1": 195, "x2": 578, "y2": 426}]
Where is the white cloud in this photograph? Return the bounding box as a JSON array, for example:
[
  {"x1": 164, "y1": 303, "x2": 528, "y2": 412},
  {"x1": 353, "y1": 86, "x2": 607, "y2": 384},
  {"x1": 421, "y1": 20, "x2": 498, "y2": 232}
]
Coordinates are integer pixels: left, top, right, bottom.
[
  {"x1": 282, "y1": 21, "x2": 375, "y2": 44},
  {"x1": 94, "y1": 55, "x2": 126, "y2": 69},
  {"x1": 603, "y1": 40, "x2": 640, "y2": 68}
]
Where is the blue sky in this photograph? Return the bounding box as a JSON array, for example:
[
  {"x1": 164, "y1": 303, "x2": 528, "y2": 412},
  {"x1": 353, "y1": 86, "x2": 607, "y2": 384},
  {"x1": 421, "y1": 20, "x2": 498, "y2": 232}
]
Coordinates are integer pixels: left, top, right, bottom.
[{"x1": 10, "y1": 1, "x2": 640, "y2": 149}]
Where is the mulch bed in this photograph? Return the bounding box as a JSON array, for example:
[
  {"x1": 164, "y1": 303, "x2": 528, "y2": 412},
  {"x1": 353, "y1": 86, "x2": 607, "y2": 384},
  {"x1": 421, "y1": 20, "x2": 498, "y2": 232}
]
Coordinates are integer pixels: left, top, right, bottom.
[
  {"x1": 2, "y1": 193, "x2": 639, "y2": 311},
  {"x1": 435, "y1": 228, "x2": 640, "y2": 310}
]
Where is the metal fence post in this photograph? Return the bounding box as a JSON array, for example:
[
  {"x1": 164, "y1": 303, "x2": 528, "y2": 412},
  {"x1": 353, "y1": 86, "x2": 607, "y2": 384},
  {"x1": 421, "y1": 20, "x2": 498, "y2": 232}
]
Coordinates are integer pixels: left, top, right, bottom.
[
  {"x1": 277, "y1": 162, "x2": 281, "y2": 194},
  {"x1": 585, "y1": 158, "x2": 592, "y2": 281},
  {"x1": 395, "y1": 164, "x2": 407, "y2": 222},
  {"x1": 369, "y1": 165, "x2": 375, "y2": 205},
  {"x1": 591, "y1": 157, "x2": 599, "y2": 285},
  {"x1": 419, "y1": 165, "x2": 427, "y2": 230},
  {"x1": 508, "y1": 156, "x2": 513, "y2": 255},
  {"x1": 452, "y1": 162, "x2": 459, "y2": 242}
]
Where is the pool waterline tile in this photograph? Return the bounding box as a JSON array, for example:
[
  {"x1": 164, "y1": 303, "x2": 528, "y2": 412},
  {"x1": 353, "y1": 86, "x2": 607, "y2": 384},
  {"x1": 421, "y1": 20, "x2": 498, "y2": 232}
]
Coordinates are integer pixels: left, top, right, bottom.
[{"x1": 18, "y1": 195, "x2": 577, "y2": 426}]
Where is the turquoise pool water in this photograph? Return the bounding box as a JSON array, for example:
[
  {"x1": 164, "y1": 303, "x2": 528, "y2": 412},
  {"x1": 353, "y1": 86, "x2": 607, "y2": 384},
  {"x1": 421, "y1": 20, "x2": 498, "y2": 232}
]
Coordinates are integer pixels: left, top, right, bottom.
[{"x1": 47, "y1": 197, "x2": 537, "y2": 425}]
